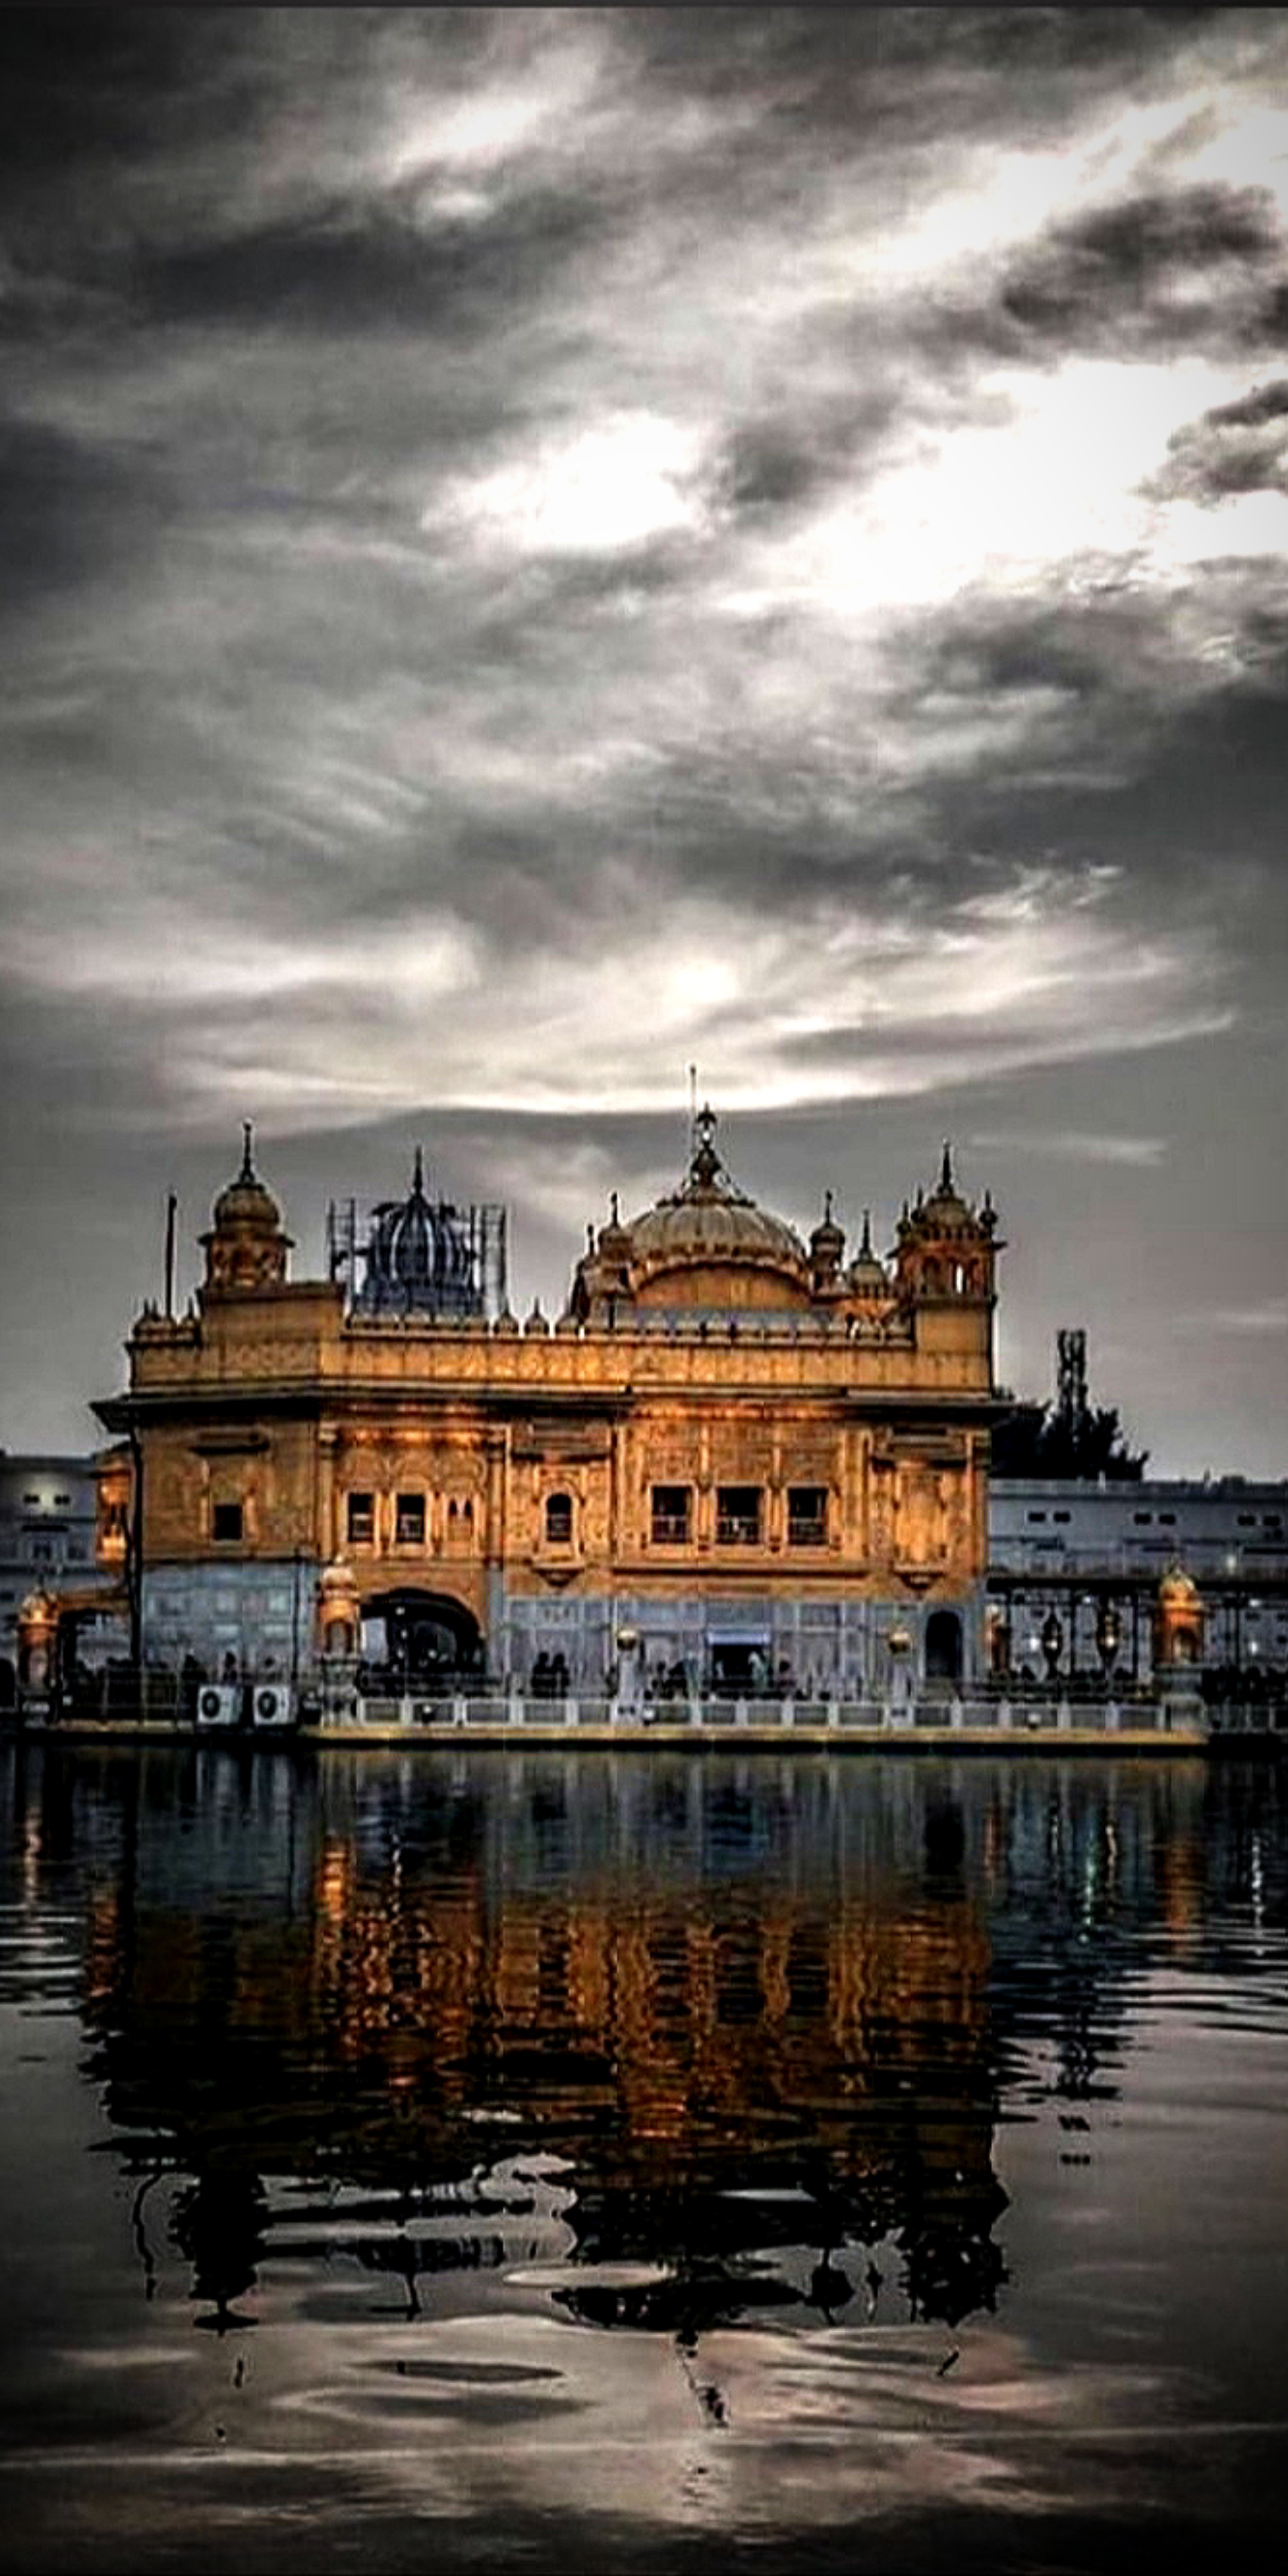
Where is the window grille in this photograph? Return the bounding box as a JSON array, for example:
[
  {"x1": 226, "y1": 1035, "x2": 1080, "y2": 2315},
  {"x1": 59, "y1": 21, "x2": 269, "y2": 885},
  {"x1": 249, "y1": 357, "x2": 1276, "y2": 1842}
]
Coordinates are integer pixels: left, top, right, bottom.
[
  {"x1": 716, "y1": 1486, "x2": 761, "y2": 1546},
  {"x1": 651, "y1": 1485, "x2": 690, "y2": 1544},
  {"x1": 788, "y1": 1486, "x2": 828, "y2": 1546}
]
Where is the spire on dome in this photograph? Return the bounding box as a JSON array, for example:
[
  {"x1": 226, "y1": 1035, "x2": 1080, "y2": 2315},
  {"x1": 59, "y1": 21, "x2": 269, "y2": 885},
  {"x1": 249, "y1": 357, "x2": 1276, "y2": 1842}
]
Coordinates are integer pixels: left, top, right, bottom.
[
  {"x1": 690, "y1": 1102, "x2": 721, "y2": 1189},
  {"x1": 203, "y1": 1124, "x2": 290, "y2": 1293},
  {"x1": 810, "y1": 1186, "x2": 845, "y2": 1279},
  {"x1": 939, "y1": 1139, "x2": 955, "y2": 1195},
  {"x1": 849, "y1": 1205, "x2": 888, "y2": 1293},
  {"x1": 412, "y1": 1144, "x2": 425, "y2": 1195}
]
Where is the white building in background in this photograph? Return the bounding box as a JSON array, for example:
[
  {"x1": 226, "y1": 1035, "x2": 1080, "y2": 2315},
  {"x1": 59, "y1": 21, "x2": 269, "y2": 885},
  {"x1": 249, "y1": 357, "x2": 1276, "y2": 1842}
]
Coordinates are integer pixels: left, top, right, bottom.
[
  {"x1": 989, "y1": 1479, "x2": 1288, "y2": 1688},
  {"x1": 0, "y1": 1451, "x2": 111, "y2": 1688}
]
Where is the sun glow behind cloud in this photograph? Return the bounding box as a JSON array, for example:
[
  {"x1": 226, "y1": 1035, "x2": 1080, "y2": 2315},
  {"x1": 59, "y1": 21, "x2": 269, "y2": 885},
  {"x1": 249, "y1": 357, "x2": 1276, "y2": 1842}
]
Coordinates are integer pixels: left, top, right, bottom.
[
  {"x1": 7, "y1": 863, "x2": 1223, "y2": 1132},
  {"x1": 433, "y1": 413, "x2": 713, "y2": 557}
]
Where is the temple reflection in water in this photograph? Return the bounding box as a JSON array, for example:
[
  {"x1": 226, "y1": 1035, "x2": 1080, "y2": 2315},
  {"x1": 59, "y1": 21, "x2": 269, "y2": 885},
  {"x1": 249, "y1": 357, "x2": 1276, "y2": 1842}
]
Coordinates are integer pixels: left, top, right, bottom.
[{"x1": 3, "y1": 1746, "x2": 1214, "y2": 2348}]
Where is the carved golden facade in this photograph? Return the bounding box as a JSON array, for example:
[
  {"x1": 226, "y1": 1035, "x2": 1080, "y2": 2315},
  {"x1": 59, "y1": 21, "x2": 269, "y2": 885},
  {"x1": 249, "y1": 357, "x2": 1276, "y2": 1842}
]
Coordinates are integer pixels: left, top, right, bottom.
[{"x1": 93, "y1": 1112, "x2": 1003, "y2": 1693}]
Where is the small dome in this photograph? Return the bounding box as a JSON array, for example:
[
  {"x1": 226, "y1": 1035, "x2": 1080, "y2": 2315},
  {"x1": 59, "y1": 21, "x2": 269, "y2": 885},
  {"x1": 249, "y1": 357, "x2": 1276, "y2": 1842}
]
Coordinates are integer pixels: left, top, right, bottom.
[
  {"x1": 1159, "y1": 1563, "x2": 1201, "y2": 1606},
  {"x1": 213, "y1": 1124, "x2": 282, "y2": 1231},
  {"x1": 848, "y1": 1210, "x2": 889, "y2": 1295},
  {"x1": 918, "y1": 1140, "x2": 973, "y2": 1229},
  {"x1": 596, "y1": 1190, "x2": 634, "y2": 1262},
  {"x1": 202, "y1": 1124, "x2": 291, "y2": 1294},
  {"x1": 356, "y1": 1147, "x2": 479, "y2": 1318},
  {"x1": 810, "y1": 1190, "x2": 845, "y2": 1271}
]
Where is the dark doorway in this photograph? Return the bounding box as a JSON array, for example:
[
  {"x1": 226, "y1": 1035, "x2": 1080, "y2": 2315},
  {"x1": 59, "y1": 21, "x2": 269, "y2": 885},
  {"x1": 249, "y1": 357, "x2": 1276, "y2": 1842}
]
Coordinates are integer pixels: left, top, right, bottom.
[
  {"x1": 364, "y1": 1589, "x2": 484, "y2": 1689},
  {"x1": 708, "y1": 1638, "x2": 770, "y2": 1695},
  {"x1": 925, "y1": 1610, "x2": 963, "y2": 1684}
]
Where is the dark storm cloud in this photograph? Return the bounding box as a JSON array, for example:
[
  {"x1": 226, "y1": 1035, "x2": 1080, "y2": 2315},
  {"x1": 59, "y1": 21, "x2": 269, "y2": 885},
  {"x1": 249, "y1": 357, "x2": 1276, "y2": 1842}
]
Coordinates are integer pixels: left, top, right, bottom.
[
  {"x1": 626, "y1": 5, "x2": 1224, "y2": 143},
  {"x1": 0, "y1": 10, "x2": 211, "y2": 175},
  {"x1": 122, "y1": 185, "x2": 604, "y2": 336},
  {"x1": 0, "y1": 415, "x2": 177, "y2": 604},
  {"x1": 1148, "y1": 376, "x2": 1288, "y2": 498},
  {"x1": 996, "y1": 184, "x2": 1282, "y2": 350},
  {"x1": 904, "y1": 182, "x2": 1288, "y2": 382}
]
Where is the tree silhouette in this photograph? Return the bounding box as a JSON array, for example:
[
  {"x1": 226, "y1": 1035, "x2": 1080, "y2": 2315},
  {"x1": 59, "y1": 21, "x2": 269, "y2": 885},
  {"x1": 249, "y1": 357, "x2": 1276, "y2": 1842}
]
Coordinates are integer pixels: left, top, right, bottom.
[{"x1": 991, "y1": 1397, "x2": 1146, "y2": 1481}]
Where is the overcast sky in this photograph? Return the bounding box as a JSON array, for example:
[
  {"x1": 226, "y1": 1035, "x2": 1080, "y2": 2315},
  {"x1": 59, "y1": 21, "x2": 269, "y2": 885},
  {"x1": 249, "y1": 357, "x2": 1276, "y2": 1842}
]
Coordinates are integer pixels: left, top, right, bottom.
[{"x1": 2, "y1": 7, "x2": 1287, "y2": 1472}]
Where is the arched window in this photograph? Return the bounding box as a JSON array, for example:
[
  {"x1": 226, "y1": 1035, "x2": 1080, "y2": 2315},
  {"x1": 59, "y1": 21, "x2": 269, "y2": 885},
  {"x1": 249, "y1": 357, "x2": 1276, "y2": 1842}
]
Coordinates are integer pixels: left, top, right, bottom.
[{"x1": 545, "y1": 1492, "x2": 574, "y2": 1545}]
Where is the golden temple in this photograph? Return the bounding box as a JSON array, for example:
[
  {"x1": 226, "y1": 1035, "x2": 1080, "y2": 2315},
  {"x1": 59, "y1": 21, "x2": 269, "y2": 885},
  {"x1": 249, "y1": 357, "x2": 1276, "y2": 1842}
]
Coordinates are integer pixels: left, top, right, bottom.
[{"x1": 91, "y1": 1108, "x2": 1003, "y2": 1702}]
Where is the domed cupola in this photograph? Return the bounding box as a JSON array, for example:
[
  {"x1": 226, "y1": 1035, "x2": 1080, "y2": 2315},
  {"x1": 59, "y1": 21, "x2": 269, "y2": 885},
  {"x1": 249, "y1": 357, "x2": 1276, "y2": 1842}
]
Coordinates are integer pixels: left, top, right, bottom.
[
  {"x1": 809, "y1": 1191, "x2": 846, "y2": 1290},
  {"x1": 356, "y1": 1148, "x2": 481, "y2": 1319},
  {"x1": 919, "y1": 1141, "x2": 973, "y2": 1235},
  {"x1": 595, "y1": 1192, "x2": 635, "y2": 1285},
  {"x1": 201, "y1": 1125, "x2": 292, "y2": 1294},
  {"x1": 847, "y1": 1209, "x2": 890, "y2": 1299},
  {"x1": 893, "y1": 1142, "x2": 1002, "y2": 1306}
]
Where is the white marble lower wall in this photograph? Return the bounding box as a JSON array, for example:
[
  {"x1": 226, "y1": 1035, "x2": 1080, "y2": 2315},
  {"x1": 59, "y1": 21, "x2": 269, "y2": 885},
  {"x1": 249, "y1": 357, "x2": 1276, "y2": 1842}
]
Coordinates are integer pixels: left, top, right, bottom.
[
  {"x1": 498, "y1": 1588, "x2": 985, "y2": 1695},
  {"x1": 139, "y1": 1562, "x2": 985, "y2": 1693},
  {"x1": 142, "y1": 1560, "x2": 315, "y2": 1678}
]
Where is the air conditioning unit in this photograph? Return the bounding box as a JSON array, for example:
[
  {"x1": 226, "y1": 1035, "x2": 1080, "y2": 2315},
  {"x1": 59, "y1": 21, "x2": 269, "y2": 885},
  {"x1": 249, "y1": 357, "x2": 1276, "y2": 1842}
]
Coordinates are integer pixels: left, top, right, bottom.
[
  {"x1": 252, "y1": 1682, "x2": 293, "y2": 1729},
  {"x1": 196, "y1": 1684, "x2": 239, "y2": 1728}
]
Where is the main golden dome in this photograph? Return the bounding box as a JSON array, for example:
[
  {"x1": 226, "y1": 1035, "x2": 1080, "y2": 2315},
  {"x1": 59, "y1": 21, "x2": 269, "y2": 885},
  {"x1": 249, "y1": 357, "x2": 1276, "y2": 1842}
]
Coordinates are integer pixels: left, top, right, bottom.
[
  {"x1": 572, "y1": 1106, "x2": 814, "y2": 1319},
  {"x1": 629, "y1": 1110, "x2": 809, "y2": 1272}
]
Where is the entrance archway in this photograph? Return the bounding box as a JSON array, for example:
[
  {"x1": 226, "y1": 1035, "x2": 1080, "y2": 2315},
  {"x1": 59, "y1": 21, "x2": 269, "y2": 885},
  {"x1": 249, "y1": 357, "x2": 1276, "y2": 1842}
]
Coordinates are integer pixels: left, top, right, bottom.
[
  {"x1": 925, "y1": 1609, "x2": 963, "y2": 1684},
  {"x1": 362, "y1": 1589, "x2": 484, "y2": 1687}
]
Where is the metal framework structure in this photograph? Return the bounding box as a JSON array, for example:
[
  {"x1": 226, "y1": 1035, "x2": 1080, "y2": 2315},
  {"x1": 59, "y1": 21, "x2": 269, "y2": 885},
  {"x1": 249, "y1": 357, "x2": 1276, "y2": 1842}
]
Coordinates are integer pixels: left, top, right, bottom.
[{"x1": 326, "y1": 1156, "x2": 507, "y2": 1322}]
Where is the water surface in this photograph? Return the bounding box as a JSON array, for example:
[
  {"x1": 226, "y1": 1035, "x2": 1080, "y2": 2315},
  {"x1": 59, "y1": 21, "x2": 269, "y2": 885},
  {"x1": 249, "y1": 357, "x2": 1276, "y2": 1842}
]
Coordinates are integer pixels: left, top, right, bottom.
[{"x1": 1, "y1": 1741, "x2": 1286, "y2": 2571}]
